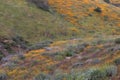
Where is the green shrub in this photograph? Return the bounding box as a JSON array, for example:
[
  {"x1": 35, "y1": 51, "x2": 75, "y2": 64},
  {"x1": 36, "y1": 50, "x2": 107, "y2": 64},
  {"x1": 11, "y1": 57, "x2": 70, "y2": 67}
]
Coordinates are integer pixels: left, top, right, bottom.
[
  {"x1": 33, "y1": 65, "x2": 117, "y2": 80},
  {"x1": 12, "y1": 35, "x2": 29, "y2": 49},
  {"x1": 65, "y1": 45, "x2": 77, "y2": 56},
  {"x1": 52, "y1": 70, "x2": 69, "y2": 80},
  {"x1": 114, "y1": 58, "x2": 120, "y2": 65},
  {"x1": 0, "y1": 72, "x2": 7, "y2": 80},
  {"x1": 104, "y1": 65, "x2": 117, "y2": 77},
  {"x1": 115, "y1": 38, "x2": 120, "y2": 44},
  {"x1": 94, "y1": 7, "x2": 102, "y2": 13},
  {"x1": 89, "y1": 70, "x2": 105, "y2": 80},
  {"x1": 6, "y1": 62, "x2": 18, "y2": 70},
  {"x1": 63, "y1": 43, "x2": 88, "y2": 57},
  {"x1": 34, "y1": 73, "x2": 51, "y2": 80},
  {"x1": 65, "y1": 50, "x2": 74, "y2": 57},
  {"x1": 67, "y1": 43, "x2": 88, "y2": 53},
  {"x1": 0, "y1": 52, "x2": 4, "y2": 60},
  {"x1": 73, "y1": 72, "x2": 87, "y2": 80},
  {"x1": 27, "y1": 40, "x2": 53, "y2": 51},
  {"x1": 30, "y1": 60, "x2": 39, "y2": 67},
  {"x1": 85, "y1": 69, "x2": 106, "y2": 80},
  {"x1": 55, "y1": 55, "x2": 64, "y2": 61},
  {"x1": 56, "y1": 49, "x2": 75, "y2": 57},
  {"x1": 72, "y1": 65, "x2": 117, "y2": 80},
  {"x1": 17, "y1": 54, "x2": 26, "y2": 60},
  {"x1": 67, "y1": 69, "x2": 106, "y2": 80},
  {"x1": 54, "y1": 73, "x2": 68, "y2": 80}
]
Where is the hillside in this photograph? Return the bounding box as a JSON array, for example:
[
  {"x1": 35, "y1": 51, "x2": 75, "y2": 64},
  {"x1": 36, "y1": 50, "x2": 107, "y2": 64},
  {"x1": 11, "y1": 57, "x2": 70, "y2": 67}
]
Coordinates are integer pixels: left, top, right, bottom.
[
  {"x1": 0, "y1": 0, "x2": 80, "y2": 44},
  {"x1": 0, "y1": 35, "x2": 120, "y2": 80},
  {"x1": 48, "y1": 0, "x2": 120, "y2": 34},
  {"x1": 0, "y1": 0, "x2": 120, "y2": 43},
  {"x1": 0, "y1": 0, "x2": 120, "y2": 80}
]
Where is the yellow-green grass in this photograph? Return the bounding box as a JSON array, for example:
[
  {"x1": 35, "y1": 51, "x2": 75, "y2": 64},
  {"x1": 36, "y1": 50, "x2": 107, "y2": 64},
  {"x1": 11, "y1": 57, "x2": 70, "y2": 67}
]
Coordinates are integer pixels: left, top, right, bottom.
[
  {"x1": 0, "y1": 0, "x2": 86, "y2": 44},
  {"x1": 1, "y1": 0, "x2": 120, "y2": 44}
]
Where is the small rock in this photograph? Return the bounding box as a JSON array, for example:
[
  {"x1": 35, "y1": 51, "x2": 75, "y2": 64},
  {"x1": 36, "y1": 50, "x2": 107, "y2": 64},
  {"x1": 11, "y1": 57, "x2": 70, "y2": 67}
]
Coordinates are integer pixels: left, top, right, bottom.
[
  {"x1": 85, "y1": 59, "x2": 93, "y2": 63},
  {"x1": 114, "y1": 45, "x2": 120, "y2": 51},
  {"x1": 66, "y1": 57, "x2": 71, "y2": 60},
  {"x1": 1, "y1": 57, "x2": 10, "y2": 62},
  {"x1": 1, "y1": 63, "x2": 9, "y2": 67},
  {"x1": 44, "y1": 47, "x2": 52, "y2": 51},
  {"x1": 72, "y1": 62, "x2": 84, "y2": 68},
  {"x1": 77, "y1": 56, "x2": 82, "y2": 60}
]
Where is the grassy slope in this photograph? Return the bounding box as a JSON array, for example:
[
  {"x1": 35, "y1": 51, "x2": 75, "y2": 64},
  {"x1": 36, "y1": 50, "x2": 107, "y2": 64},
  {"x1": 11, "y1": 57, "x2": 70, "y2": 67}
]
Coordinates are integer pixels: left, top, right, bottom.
[
  {"x1": 1, "y1": 0, "x2": 120, "y2": 44},
  {"x1": 0, "y1": 0, "x2": 120, "y2": 80},
  {"x1": 0, "y1": 0, "x2": 84, "y2": 44},
  {"x1": 48, "y1": 0, "x2": 120, "y2": 35}
]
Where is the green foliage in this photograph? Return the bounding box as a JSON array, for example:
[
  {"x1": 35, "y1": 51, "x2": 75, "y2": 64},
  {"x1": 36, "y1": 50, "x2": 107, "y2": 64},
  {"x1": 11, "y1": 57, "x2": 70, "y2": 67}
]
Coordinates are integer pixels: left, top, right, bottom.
[
  {"x1": 86, "y1": 69, "x2": 105, "y2": 80},
  {"x1": 115, "y1": 38, "x2": 120, "y2": 44},
  {"x1": 27, "y1": 40, "x2": 53, "y2": 51},
  {"x1": 0, "y1": 72, "x2": 7, "y2": 80},
  {"x1": 34, "y1": 73, "x2": 51, "y2": 80},
  {"x1": 103, "y1": 65, "x2": 118, "y2": 77},
  {"x1": 70, "y1": 65, "x2": 117, "y2": 80},
  {"x1": 12, "y1": 35, "x2": 29, "y2": 49},
  {"x1": 54, "y1": 55, "x2": 64, "y2": 61},
  {"x1": 64, "y1": 50, "x2": 74, "y2": 57},
  {"x1": 32, "y1": 65, "x2": 118, "y2": 80},
  {"x1": 94, "y1": 7, "x2": 102, "y2": 13},
  {"x1": 114, "y1": 58, "x2": 120, "y2": 65},
  {"x1": 18, "y1": 54, "x2": 26, "y2": 60},
  {"x1": 67, "y1": 43, "x2": 87, "y2": 54},
  {"x1": 0, "y1": 52, "x2": 4, "y2": 60},
  {"x1": 63, "y1": 43, "x2": 88, "y2": 57},
  {"x1": 30, "y1": 60, "x2": 39, "y2": 67},
  {"x1": 6, "y1": 62, "x2": 18, "y2": 70},
  {"x1": 54, "y1": 73, "x2": 68, "y2": 80}
]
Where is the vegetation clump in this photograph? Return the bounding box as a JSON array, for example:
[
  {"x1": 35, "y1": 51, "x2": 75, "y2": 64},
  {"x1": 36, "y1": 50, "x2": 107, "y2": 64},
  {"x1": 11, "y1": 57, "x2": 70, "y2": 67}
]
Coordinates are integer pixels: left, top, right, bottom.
[
  {"x1": 104, "y1": 0, "x2": 110, "y2": 3},
  {"x1": 0, "y1": 71, "x2": 7, "y2": 80},
  {"x1": 86, "y1": 69, "x2": 105, "y2": 80},
  {"x1": 115, "y1": 38, "x2": 120, "y2": 44},
  {"x1": 27, "y1": 40, "x2": 53, "y2": 51},
  {"x1": 34, "y1": 73, "x2": 51, "y2": 80},
  {"x1": 104, "y1": 65, "x2": 118, "y2": 77},
  {"x1": 27, "y1": 0, "x2": 50, "y2": 11},
  {"x1": 94, "y1": 7, "x2": 102, "y2": 13},
  {"x1": 114, "y1": 58, "x2": 120, "y2": 65}
]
